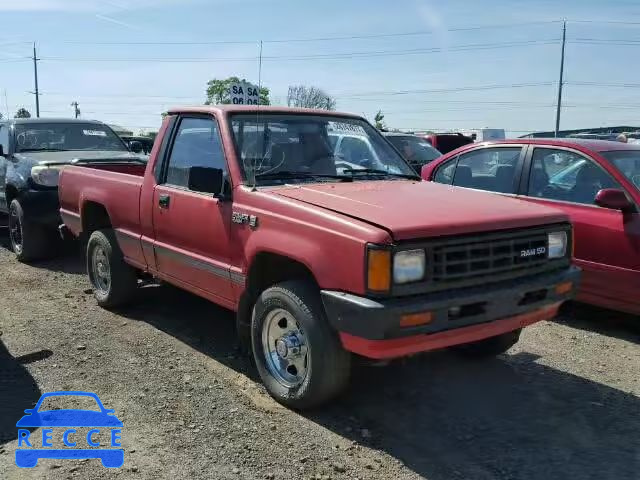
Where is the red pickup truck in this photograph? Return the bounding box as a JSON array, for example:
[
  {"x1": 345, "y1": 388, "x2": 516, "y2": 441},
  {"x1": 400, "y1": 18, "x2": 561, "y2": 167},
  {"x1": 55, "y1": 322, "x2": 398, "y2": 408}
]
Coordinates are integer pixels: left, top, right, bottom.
[{"x1": 58, "y1": 106, "x2": 579, "y2": 409}]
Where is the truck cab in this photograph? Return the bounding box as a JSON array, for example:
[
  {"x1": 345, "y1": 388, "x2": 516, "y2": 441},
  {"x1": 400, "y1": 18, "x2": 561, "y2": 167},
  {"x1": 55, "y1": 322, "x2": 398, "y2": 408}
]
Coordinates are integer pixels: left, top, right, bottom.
[{"x1": 59, "y1": 106, "x2": 580, "y2": 409}]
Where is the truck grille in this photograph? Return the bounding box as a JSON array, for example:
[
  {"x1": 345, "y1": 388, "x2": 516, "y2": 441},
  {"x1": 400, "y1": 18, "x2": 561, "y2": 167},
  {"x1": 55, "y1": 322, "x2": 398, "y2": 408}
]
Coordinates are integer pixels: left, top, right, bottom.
[
  {"x1": 390, "y1": 224, "x2": 571, "y2": 296},
  {"x1": 432, "y1": 231, "x2": 549, "y2": 282}
]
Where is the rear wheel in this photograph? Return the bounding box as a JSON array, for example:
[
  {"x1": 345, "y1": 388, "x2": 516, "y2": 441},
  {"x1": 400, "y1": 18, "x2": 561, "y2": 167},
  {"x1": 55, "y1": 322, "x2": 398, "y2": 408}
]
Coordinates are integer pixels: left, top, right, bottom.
[
  {"x1": 453, "y1": 329, "x2": 522, "y2": 357},
  {"x1": 87, "y1": 229, "x2": 138, "y2": 308},
  {"x1": 8, "y1": 199, "x2": 51, "y2": 262},
  {"x1": 251, "y1": 280, "x2": 351, "y2": 409}
]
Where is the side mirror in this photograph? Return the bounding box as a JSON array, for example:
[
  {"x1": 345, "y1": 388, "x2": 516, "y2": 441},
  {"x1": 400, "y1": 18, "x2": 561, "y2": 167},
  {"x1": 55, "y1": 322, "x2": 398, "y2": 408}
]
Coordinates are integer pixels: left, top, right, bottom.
[
  {"x1": 128, "y1": 141, "x2": 143, "y2": 154},
  {"x1": 595, "y1": 188, "x2": 634, "y2": 212},
  {"x1": 188, "y1": 166, "x2": 225, "y2": 196},
  {"x1": 23, "y1": 409, "x2": 34, "y2": 414}
]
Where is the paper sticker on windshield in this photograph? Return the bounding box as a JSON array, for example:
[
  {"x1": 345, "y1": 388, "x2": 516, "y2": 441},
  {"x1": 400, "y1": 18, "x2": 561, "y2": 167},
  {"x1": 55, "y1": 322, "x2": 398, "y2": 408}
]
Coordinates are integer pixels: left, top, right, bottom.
[
  {"x1": 82, "y1": 130, "x2": 107, "y2": 137},
  {"x1": 328, "y1": 122, "x2": 366, "y2": 136}
]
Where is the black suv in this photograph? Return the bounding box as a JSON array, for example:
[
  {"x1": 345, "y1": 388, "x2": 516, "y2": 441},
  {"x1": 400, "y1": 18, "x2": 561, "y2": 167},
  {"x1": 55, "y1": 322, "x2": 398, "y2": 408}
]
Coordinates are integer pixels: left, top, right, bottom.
[{"x1": 0, "y1": 118, "x2": 140, "y2": 261}]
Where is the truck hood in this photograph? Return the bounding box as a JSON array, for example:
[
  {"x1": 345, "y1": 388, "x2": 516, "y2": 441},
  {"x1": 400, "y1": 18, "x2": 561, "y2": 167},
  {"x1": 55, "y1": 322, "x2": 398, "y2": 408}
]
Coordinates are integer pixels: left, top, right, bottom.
[
  {"x1": 273, "y1": 181, "x2": 568, "y2": 241},
  {"x1": 14, "y1": 150, "x2": 141, "y2": 166}
]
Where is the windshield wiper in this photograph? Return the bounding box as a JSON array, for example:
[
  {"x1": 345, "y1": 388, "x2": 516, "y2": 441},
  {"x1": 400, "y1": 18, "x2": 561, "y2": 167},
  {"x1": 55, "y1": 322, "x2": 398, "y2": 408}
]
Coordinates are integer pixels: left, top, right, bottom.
[
  {"x1": 256, "y1": 171, "x2": 353, "y2": 182},
  {"x1": 71, "y1": 157, "x2": 147, "y2": 165},
  {"x1": 18, "y1": 148, "x2": 69, "y2": 152},
  {"x1": 341, "y1": 167, "x2": 420, "y2": 180}
]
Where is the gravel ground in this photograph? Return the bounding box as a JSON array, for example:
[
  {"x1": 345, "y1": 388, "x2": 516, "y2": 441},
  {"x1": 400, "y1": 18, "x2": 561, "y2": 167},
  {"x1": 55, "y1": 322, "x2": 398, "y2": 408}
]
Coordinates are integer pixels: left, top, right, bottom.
[{"x1": 0, "y1": 229, "x2": 638, "y2": 480}]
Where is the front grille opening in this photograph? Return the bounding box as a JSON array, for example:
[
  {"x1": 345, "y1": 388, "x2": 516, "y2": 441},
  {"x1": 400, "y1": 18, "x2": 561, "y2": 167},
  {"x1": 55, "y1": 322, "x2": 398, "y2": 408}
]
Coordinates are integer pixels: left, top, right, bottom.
[
  {"x1": 432, "y1": 232, "x2": 551, "y2": 284},
  {"x1": 449, "y1": 301, "x2": 487, "y2": 320},
  {"x1": 518, "y1": 288, "x2": 548, "y2": 306}
]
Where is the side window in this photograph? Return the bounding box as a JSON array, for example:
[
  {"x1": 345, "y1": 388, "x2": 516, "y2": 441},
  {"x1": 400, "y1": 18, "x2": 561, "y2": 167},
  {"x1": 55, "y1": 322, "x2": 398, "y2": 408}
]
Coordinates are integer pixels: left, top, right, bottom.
[
  {"x1": 164, "y1": 117, "x2": 227, "y2": 190},
  {"x1": 528, "y1": 148, "x2": 621, "y2": 205},
  {"x1": 453, "y1": 147, "x2": 522, "y2": 194},
  {"x1": 434, "y1": 158, "x2": 456, "y2": 184}
]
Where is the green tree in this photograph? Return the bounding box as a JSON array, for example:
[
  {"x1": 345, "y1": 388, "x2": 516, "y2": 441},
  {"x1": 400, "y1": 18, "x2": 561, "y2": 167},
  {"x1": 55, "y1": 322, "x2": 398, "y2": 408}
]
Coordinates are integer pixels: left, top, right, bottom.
[
  {"x1": 205, "y1": 76, "x2": 270, "y2": 105},
  {"x1": 14, "y1": 108, "x2": 31, "y2": 119},
  {"x1": 374, "y1": 110, "x2": 386, "y2": 130}
]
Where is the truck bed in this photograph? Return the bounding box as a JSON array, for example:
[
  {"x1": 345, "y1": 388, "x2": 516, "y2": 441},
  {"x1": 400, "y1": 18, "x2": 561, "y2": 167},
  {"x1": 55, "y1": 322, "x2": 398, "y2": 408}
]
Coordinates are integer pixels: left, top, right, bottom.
[{"x1": 59, "y1": 163, "x2": 148, "y2": 269}]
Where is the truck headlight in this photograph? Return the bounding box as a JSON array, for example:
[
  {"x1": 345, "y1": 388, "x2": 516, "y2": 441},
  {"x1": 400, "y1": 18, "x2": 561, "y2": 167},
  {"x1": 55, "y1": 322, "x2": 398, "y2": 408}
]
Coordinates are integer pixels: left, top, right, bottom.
[
  {"x1": 31, "y1": 165, "x2": 61, "y2": 187},
  {"x1": 393, "y1": 249, "x2": 426, "y2": 284},
  {"x1": 548, "y1": 231, "x2": 567, "y2": 258}
]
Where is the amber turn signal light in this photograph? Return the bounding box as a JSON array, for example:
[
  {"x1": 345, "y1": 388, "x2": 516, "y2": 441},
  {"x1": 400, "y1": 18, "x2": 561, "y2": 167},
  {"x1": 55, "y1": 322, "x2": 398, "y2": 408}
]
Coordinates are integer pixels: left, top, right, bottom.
[
  {"x1": 400, "y1": 312, "x2": 433, "y2": 328},
  {"x1": 555, "y1": 282, "x2": 573, "y2": 295},
  {"x1": 367, "y1": 249, "x2": 391, "y2": 293}
]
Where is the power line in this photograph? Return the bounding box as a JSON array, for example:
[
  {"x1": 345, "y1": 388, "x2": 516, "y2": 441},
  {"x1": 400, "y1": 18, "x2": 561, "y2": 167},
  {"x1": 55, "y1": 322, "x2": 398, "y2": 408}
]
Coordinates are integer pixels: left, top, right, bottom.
[
  {"x1": 572, "y1": 37, "x2": 640, "y2": 43},
  {"x1": 569, "y1": 19, "x2": 640, "y2": 26},
  {"x1": 337, "y1": 82, "x2": 555, "y2": 98},
  {"x1": 35, "y1": 82, "x2": 555, "y2": 102},
  {"x1": 38, "y1": 39, "x2": 559, "y2": 64},
  {"x1": 52, "y1": 20, "x2": 561, "y2": 45},
  {"x1": 567, "y1": 81, "x2": 640, "y2": 88}
]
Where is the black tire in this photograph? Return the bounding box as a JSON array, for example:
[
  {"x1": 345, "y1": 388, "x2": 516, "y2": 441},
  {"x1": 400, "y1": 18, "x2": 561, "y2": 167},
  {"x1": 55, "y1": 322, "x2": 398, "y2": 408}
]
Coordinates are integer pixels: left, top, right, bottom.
[
  {"x1": 453, "y1": 328, "x2": 522, "y2": 357},
  {"x1": 86, "y1": 229, "x2": 138, "y2": 308},
  {"x1": 8, "y1": 199, "x2": 51, "y2": 262},
  {"x1": 251, "y1": 280, "x2": 351, "y2": 409}
]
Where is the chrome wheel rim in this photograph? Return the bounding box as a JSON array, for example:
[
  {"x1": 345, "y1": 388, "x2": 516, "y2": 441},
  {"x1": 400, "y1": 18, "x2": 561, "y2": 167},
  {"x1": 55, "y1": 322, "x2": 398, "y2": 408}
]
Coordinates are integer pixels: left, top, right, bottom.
[
  {"x1": 91, "y1": 246, "x2": 111, "y2": 294},
  {"x1": 8, "y1": 208, "x2": 23, "y2": 254},
  {"x1": 261, "y1": 308, "x2": 309, "y2": 388}
]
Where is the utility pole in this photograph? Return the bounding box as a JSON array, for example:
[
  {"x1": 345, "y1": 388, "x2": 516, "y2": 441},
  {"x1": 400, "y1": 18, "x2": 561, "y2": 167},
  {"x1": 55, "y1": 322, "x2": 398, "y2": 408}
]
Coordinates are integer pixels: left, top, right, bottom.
[
  {"x1": 71, "y1": 101, "x2": 80, "y2": 118},
  {"x1": 554, "y1": 20, "x2": 566, "y2": 137},
  {"x1": 32, "y1": 43, "x2": 40, "y2": 118}
]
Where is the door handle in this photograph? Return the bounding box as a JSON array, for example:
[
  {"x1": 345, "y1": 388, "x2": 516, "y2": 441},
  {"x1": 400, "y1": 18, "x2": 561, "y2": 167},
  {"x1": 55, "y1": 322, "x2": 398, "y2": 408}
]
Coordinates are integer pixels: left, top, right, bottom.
[{"x1": 158, "y1": 194, "x2": 170, "y2": 209}]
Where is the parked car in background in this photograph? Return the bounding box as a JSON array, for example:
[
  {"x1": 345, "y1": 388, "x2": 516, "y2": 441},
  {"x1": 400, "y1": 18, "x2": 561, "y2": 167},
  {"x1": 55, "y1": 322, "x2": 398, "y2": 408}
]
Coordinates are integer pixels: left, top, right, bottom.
[
  {"x1": 462, "y1": 128, "x2": 506, "y2": 142},
  {"x1": 382, "y1": 132, "x2": 441, "y2": 173},
  {"x1": 0, "y1": 118, "x2": 142, "y2": 261},
  {"x1": 120, "y1": 135, "x2": 155, "y2": 156},
  {"x1": 421, "y1": 132, "x2": 474, "y2": 154},
  {"x1": 422, "y1": 138, "x2": 640, "y2": 315},
  {"x1": 59, "y1": 105, "x2": 578, "y2": 408}
]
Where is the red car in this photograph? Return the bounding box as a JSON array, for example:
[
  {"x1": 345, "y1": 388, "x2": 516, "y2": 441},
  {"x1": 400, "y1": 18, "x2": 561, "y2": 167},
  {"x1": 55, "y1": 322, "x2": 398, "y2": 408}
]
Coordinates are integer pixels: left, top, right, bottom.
[{"x1": 422, "y1": 138, "x2": 640, "y2": 315}]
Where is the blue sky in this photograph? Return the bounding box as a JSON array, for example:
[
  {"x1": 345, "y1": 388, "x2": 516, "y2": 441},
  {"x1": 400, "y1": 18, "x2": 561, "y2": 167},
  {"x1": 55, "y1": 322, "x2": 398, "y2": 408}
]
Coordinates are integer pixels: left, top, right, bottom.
[{"x1": 1, "y1": 0, "x2": 639, "y2": 136}]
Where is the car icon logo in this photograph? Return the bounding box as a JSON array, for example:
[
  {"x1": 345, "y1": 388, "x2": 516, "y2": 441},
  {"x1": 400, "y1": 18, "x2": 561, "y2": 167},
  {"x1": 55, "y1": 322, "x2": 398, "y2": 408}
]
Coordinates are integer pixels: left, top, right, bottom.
[{"x1": 15, "y1": 391, "x2": 124, "y2": 468}]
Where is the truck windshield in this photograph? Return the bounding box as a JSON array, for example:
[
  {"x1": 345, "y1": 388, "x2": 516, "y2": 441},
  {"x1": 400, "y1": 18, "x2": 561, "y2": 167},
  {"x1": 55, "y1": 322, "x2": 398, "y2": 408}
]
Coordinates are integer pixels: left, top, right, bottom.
[
  {"x1": 229, "y1": 114, "x2": 418, "y2": 185},
  {"x1": 14, "y1": 123, "x2": 127, "y2": 153},
  {"x1": 601, "y1": 150, "x2": 640, "y2": 189}
]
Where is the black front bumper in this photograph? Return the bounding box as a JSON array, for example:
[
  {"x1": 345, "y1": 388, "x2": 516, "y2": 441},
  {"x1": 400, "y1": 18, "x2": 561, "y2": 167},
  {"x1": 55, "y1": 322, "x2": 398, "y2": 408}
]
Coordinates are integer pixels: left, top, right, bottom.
[
  {"x1": 321, "y1": 266, "x2": 580, "y2": 340},
  {"x1": 17, "y1": 189, "x2": 60, "y2": 227}
]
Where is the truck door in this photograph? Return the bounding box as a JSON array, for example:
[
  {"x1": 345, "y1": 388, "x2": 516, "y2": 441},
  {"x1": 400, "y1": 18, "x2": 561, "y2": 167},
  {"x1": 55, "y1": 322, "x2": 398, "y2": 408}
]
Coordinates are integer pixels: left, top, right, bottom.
[{"x1": 151, "y1": 115, "x2": 234, "y2": 302}]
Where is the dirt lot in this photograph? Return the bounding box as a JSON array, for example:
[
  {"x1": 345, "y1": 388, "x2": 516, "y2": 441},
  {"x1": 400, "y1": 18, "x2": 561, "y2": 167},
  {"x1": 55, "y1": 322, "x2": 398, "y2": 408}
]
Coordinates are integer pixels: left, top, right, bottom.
[{"x1": 0, "y1": 230, "x2": 638, "y2": 480}]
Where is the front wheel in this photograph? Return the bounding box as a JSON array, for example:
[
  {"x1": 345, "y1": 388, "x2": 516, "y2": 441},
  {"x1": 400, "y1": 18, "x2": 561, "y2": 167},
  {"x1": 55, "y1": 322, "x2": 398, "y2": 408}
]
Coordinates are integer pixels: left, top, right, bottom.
[
  {"x1": 251, "y1": 280, "x2": 351, "y2": 409},
  {"x1": 87, "y1": 229, "x2": 138, "y2": 308},
  {"x1": 452, "y1": 328, "x2": 522, "y2": 357}
]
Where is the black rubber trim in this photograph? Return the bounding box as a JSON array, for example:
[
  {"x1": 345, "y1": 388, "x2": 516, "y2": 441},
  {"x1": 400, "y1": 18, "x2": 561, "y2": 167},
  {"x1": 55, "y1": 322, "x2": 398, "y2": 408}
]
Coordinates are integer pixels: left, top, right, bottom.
[
  {"x1": 321, "y1": 266, "x2": 580, "y2": 340},
  {"x1": 152, "y1": 244, "x2": 245, "y2": 285}
]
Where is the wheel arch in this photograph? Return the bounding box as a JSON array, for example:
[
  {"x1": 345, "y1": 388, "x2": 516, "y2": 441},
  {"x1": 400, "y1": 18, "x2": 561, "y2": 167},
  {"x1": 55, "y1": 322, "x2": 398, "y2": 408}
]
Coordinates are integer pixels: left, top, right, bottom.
[
  {"x1": 81, "y1": 201, "x2": 112, "y2": 237},
  {"x1": 236, "y1": 251, "x2": 319, "y2": 350}
]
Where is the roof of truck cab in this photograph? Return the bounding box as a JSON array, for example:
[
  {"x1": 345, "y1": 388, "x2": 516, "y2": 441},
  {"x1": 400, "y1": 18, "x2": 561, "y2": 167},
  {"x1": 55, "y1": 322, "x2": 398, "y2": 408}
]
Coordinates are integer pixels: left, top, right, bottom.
[{"x1": 167, "y1": 105, "x2": 363, "y2": 118}]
